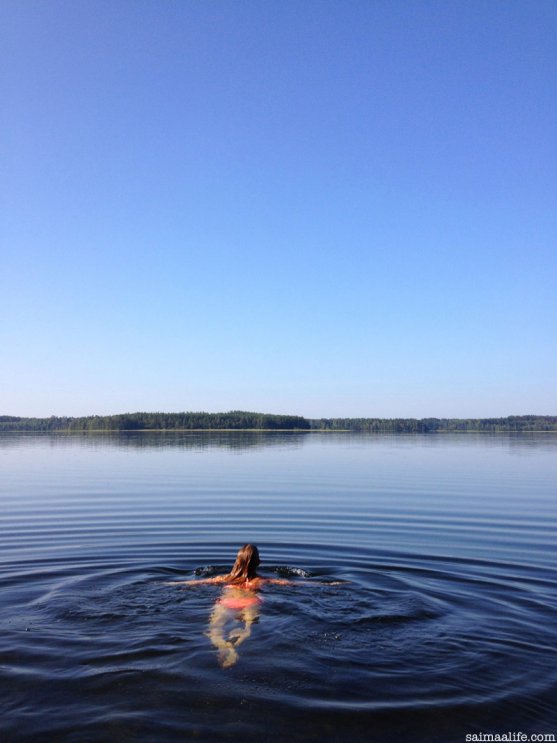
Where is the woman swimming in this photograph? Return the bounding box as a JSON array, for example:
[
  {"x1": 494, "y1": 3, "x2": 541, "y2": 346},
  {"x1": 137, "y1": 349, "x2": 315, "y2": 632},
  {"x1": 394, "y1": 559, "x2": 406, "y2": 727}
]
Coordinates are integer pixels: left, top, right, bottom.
[{"x1": 168, "y1": 544, "x2": 289, "y2": 668}]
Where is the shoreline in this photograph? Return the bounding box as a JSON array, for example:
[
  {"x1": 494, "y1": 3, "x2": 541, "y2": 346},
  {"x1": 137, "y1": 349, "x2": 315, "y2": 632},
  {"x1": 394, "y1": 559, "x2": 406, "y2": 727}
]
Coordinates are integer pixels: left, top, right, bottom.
[{"x1": 1, "y1": 429, "x2": 555, "y2": 434}]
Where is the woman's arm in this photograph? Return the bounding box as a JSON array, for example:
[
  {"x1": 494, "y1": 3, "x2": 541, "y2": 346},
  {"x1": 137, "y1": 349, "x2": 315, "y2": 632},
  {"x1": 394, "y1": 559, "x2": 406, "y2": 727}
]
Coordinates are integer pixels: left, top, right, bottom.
[{"x1": 164, "y1": 575, "x2": 228, "y2": 586}]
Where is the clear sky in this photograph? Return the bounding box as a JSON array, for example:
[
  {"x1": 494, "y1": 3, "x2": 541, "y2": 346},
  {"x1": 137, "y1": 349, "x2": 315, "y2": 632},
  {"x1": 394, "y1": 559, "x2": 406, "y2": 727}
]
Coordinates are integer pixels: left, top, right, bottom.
[{"x1": 2, "y1": 0, "x2": 556, "y2": 419}]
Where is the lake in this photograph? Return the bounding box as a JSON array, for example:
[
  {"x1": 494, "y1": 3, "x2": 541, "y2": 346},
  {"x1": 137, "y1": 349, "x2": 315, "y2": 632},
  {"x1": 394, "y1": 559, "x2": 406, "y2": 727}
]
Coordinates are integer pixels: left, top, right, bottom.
[{"x1": 1, "y1": 432, "x2": 556, "y2": 742}]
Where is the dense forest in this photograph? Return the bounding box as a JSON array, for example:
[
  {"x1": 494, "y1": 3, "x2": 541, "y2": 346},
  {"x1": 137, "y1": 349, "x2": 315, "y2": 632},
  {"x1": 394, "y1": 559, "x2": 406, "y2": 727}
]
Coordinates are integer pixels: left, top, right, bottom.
[
  {"x1": 0, "y1": 411, "x2": 311, "y2": 431},
  {"x1": 0, "y1": 413, "x2": 556, "y2": 432},
  {"x1": 309, "y1": 415, "x2": 557, "y2": 432}
]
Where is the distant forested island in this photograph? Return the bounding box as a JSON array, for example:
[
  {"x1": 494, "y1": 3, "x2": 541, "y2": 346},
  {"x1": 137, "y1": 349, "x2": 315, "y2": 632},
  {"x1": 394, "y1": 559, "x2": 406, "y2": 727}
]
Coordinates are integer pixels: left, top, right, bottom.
[
  {"x1": 0, "y1": 412, "x2": 556, "y2": 432},
  {"x1": 0, "y1": 411, "x2": 309, "y2": 431}
]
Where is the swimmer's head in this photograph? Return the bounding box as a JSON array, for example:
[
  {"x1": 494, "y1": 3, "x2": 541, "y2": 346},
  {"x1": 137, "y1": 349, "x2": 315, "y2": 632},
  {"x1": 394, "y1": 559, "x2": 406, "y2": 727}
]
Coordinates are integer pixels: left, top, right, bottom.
[{"x1": 229, "y1": 544, "x2": 260, "y2": 582}]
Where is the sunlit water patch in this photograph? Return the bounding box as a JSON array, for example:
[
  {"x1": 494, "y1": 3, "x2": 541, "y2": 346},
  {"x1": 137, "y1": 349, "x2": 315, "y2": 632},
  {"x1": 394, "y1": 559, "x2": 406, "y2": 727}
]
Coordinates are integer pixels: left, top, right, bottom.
[{"x1": 1, "y1": 433, "x2": 556, "y2": 742}]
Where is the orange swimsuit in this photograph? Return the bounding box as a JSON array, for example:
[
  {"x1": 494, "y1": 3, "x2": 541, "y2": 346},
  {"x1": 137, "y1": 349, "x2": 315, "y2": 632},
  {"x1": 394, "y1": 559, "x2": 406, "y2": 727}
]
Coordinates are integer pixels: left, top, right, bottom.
[
  {"x1": 219, "y1": 595, "x2": 261, "y2": 610},
  {"x1": 219, "y1": 581, "x2": 262, "y2": 610}
]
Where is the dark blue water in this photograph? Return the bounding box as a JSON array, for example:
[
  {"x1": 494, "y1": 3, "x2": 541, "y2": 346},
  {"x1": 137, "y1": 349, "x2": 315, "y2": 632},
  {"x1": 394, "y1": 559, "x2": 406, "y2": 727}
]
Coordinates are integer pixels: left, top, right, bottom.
[{"x1": 1, "y1": 432, "x2": 556, "y2": 742}]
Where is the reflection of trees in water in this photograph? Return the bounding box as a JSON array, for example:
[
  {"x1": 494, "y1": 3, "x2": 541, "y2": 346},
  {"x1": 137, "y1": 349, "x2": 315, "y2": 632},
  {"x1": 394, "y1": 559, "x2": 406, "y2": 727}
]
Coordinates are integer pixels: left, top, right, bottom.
[
  {"x1": 0, "y1": 431, "x2": 556, "y2": 453},
  {"x1": 107, "y1": 431, "x2": 310, "y2": 451},
  {"x1": 0, "y1": 431, "x2": 311, "y2": 451}
]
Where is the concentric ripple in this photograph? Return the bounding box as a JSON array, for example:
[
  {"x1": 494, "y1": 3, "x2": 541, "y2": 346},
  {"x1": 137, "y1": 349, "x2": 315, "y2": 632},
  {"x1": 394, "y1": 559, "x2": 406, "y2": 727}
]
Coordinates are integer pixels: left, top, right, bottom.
[{"x1": 1, "y1": 432, "x2": 556, "y2": 742}]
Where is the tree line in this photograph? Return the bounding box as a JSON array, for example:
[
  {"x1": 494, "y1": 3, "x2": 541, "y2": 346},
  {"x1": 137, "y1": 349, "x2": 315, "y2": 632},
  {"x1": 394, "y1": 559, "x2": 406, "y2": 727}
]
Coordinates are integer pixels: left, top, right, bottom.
[
  {"x1": 309, "y1": 415, "x2": 557, "y2": 432},
  {"x1": 0, "y1": 411, "x2": 311, "y2": 431},
  {"x1": 1, "y1": 413, "x2": 556, "y2": 432}
]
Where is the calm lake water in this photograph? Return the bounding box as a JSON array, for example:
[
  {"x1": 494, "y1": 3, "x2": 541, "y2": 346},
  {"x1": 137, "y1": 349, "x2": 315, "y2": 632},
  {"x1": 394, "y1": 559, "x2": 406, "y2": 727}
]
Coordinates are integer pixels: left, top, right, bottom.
[{"x1": 1, "y1": 432, "x2": 556, "y2": 742}]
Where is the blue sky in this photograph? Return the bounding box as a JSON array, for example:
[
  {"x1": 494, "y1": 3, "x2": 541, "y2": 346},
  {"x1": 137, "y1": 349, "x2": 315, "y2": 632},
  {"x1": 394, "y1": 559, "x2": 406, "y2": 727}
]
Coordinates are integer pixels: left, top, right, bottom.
[{"x1": 2, "y1": 0, "x2": 556, "y2": 418}]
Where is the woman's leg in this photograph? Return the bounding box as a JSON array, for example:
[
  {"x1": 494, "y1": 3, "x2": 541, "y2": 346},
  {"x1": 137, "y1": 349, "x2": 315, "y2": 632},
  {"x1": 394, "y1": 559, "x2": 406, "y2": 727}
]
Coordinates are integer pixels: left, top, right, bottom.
[
  {"x1": 207, "y1": 603, "x2": 238, "y2": 668},
  {"x1": 228, "y1": 603, "x2": 258, "y2": 646}
]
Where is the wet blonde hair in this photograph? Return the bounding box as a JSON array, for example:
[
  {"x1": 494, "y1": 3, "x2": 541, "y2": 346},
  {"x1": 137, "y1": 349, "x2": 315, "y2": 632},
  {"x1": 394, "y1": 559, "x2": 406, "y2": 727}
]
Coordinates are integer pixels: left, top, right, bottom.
[{"x1": 226, "y1": 544, "x2": 260, "y2": 583}]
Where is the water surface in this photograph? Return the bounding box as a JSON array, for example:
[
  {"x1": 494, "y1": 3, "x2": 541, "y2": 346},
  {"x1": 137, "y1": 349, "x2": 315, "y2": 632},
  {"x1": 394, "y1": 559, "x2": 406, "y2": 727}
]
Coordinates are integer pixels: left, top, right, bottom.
[{"x1": 1, "y1": 432, "x2": 556, "y2": 742}]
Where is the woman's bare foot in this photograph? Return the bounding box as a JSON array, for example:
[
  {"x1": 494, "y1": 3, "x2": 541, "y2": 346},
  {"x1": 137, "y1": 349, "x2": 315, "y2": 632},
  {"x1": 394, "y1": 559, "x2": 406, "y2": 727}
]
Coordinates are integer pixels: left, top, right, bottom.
[{"x1": 218, "y1": 642, "x2": 238, "y2": 668}]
